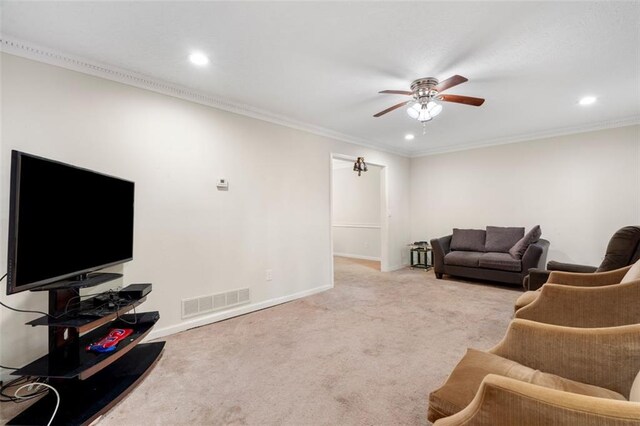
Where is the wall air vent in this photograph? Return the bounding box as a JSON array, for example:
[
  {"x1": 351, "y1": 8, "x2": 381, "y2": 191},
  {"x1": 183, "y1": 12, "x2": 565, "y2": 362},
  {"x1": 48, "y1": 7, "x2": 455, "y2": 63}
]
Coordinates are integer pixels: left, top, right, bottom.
[
  {"x1": 182, "y1": 288, "x2": 251, "y2": 319},
  {"x1": 238, "y1": 288, "x2": 250, "y2": 303},
  {"x1": 183, "y1": 299, "x2": 199, "y2": 318}
]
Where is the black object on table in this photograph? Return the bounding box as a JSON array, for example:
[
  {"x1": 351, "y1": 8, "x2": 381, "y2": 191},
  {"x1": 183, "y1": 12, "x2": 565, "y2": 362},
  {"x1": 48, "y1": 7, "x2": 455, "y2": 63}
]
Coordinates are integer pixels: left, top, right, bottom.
[{"x1": 409, "y1": 242, "x2": 433, "y2": 270}]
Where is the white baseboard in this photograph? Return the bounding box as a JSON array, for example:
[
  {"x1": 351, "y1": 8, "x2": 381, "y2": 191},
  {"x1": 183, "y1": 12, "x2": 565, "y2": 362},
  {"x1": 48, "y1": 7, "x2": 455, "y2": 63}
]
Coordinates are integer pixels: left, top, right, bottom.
[
  {"x1": 386, "y1": 263, "x2": 409, "y2": 272},
  {"x1": 333, "y1": 253, "x2": 381, "y2": 261},
  {"x1": 145, "y1": 284, "x2": 332, "y2": 342}
]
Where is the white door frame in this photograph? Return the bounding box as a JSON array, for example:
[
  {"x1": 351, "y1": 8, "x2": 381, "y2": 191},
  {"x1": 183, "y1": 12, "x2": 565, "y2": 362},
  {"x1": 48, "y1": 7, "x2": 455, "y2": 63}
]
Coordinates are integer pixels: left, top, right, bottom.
[{"x1": 329, "y1": 153, "x2": 390, "y2": 286}]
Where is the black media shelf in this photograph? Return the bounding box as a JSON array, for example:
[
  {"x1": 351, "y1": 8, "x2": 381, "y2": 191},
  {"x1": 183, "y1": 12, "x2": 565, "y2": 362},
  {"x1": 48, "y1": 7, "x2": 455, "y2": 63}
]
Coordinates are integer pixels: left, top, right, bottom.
[
  {"x1": 7, "y1": 342, "x2": 165, "y2": 426},
  {"x1": 8, "y1": 284, "x2": 163, "y2": 425},
  {"x1": 14, "y1": 312, "x2": 159, "y2": 380},
  {"x1": 27, "y1": 296, "x2": 147, "y2": 332}
]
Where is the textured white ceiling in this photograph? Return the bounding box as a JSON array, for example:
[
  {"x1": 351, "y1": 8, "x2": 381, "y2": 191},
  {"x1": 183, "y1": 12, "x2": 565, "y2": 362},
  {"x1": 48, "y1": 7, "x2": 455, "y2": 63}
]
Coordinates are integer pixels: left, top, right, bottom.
[{"x1": 2, "y1": 1, "x2": 639, "y2": 156}]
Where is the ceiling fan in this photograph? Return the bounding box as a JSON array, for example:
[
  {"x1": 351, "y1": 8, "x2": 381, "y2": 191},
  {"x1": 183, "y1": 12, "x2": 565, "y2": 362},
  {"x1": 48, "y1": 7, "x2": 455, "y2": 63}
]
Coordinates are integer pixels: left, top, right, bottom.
[{"x1": 373, "y1": 75, "x2": 485, "y2": 124}]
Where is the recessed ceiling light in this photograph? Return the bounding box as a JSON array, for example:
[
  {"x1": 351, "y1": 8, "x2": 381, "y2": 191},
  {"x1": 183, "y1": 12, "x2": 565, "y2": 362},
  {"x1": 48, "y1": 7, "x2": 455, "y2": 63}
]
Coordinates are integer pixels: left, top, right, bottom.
[
  {"x1": 404, "y1": 134, "x2": 415, "y2": 140},
  {"x1": 189, "y1": 52, "x2": 209, "y2": 66},
  {"x1": 579, "y1": 96, "x2": 597, "y2": 106}
]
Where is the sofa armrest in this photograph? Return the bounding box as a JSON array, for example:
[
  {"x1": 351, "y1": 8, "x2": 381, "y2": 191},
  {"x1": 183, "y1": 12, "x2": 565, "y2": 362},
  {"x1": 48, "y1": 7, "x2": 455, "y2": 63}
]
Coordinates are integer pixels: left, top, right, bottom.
[
  {"x1": 515, "y1": 280, "x2": 640, "y2": 328},
  {"x1": 431, "y1": 235, "x2": 452, "y2": 274},
  {"x1": 525, "y1": 257, "x2": 598, "y2": 291},
  {"x1": 521, "y1": 238, "x2": 550, "y2": 272},
  {"x1": 434, "y1": 374, "x2": 640, "y2": 426},
  {"x1": 525, "y1": 268, "x2": 551, "y2": 290},
  {"x1": 489, "y1": 319, "x2": 640, "y2": 398},
  {"x1": 547, "y1": 265, "x2": 632, "y2": 287},
  {"x1": 547, "y1": 260, "x2": 598, "y2": 273}
]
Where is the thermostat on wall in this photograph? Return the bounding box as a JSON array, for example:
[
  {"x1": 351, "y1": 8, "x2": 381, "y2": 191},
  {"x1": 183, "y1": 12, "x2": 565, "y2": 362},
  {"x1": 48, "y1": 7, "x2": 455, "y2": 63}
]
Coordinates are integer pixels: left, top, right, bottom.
[{"x1": 216, "y1": 178, "x2": 229, "y2": 190}]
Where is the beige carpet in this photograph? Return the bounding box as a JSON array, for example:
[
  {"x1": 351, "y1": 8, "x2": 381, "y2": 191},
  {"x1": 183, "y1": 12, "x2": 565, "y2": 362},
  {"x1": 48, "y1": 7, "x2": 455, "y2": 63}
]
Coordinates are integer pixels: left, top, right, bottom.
[
  {"x1": 4, "y1": 257, "x2": 522, "y2": 425},
  {"x1": 100, "y1": 257, "x2": 520, "y2": 425}
]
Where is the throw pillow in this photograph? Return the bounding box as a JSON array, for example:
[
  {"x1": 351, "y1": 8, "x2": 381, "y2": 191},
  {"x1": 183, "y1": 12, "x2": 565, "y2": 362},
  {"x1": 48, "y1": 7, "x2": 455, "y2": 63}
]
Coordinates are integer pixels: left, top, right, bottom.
[
  {"x1": 485, "y1": 226, "x2": 525, "y2": 253},
  {"x1": 509, "y1": 225, "x2": 542, "y2": 259},
  {"x1": 450, "y1": 229, "x2": 486, "y2": 252},
  {"x1": 621, "y1": 259, "x2": 640, "y2": 284}
]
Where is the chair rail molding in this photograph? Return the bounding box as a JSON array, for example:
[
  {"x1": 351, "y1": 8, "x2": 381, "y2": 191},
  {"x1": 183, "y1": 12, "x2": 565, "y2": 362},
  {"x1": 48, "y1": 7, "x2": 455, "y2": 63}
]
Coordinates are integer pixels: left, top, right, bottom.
[{"x1": 332, "y1": 223, "x2": 381, "y2": 229}]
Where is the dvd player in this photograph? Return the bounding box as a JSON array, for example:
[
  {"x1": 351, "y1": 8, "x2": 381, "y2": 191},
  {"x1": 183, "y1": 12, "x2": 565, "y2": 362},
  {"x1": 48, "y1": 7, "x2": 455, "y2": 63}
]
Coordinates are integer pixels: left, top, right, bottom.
[{"x1": 118, "y1": 283, "x2": 152, "y2": 300}]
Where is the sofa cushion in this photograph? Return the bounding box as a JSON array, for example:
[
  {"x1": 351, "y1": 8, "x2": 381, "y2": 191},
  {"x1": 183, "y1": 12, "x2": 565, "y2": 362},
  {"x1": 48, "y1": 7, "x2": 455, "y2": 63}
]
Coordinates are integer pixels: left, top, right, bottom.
[
  {"x1": 444, "y1": 251, "x2": 484, "y2": 268},
  {"x1": 509, "y1": 225, "x2": 542, "y2": 259},
  {"x1": 478, "y1": 252, "x2": 522, "y2": 272},
  {"x1": 485, "y1": 226, "x2": 525, "y2": 253},
  {"x1": 450, "y1": 228, "x2": 486, "y2": 252},
  {"x1": 428, "y1": 348, "x2": 626, "y2": 422}
]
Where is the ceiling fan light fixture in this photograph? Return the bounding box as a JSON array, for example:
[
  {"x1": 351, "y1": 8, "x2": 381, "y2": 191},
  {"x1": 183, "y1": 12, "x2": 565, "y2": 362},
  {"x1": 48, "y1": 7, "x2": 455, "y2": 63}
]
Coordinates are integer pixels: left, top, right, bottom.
[
  {"x1": 427, "y1": 100, "x2": 443, "y2": 117},
  {"x1": 374, "y1": 75, "x2": 484, "y2": 122},
  {"x1": 406, "y1": 102, "x2": 420, "y2": 119},
  {"x1": 407, "y1": 102, "x2": 434, "y2": 122}
]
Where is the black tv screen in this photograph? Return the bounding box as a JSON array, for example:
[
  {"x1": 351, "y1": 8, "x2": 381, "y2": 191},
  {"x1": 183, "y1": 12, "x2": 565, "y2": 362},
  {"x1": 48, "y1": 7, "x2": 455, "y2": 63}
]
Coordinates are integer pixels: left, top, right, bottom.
[{"x1": 7, "y1": 151, "x2": 134, "y2": 294}]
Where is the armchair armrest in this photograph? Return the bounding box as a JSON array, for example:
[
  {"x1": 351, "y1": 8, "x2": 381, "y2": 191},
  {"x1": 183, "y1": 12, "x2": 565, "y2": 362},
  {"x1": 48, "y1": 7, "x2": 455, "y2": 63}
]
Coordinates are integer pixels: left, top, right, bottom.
[
  {"x1": 431, "y1": 235, "x2": 452, "y2": 275},
  {"x1": 515, "y1": 280, "x2": 640, "y2": 328},
  {"x1": 547, "y1": 265, "x2": 632, "y2": 287},
  {"x1": 434, "y1": 374, "x2": 640, "y2": 426},
  {"x1": 489, "y1": 319, "x2": 640, "y2": 398},
  {"x1": 547, "y1": 260, "x2": 598, "y2": 273}
]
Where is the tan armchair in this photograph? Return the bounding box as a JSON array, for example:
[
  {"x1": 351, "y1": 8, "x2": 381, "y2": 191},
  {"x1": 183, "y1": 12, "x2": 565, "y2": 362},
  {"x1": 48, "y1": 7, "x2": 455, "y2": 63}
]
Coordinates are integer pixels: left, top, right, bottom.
[
  {"x1": 515, "y1": 279, "x2": 640, "y2": 327},
  {"x1": 428, "y1": 319, "x2": 640, "y2": 425},
  {"x1": 435, "y1": 375, "x2": 640, "y2": 426},
  {"x1": 514, "y1": 265, "x2": 632, "y2": 311}
]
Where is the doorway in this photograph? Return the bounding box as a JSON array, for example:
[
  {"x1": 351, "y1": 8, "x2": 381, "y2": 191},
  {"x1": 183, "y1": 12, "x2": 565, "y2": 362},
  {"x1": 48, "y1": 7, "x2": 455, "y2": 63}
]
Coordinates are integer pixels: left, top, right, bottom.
[{"x1": 330, "y1": 154, "x2": 388, "y2": 280}]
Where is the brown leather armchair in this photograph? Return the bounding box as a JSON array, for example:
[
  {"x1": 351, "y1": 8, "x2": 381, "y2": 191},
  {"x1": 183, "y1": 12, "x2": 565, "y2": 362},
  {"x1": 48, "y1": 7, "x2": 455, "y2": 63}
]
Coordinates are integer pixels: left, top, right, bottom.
[{"x1": 524, "y1": 226, "x2": 640, "y2": 291}]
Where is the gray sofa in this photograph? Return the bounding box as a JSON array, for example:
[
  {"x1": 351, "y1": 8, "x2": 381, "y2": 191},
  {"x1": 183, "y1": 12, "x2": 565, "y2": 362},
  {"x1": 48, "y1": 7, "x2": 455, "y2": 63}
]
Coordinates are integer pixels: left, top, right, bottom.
[{"x1": 430, "y1": 226, "x2": 549, "y2": 286}]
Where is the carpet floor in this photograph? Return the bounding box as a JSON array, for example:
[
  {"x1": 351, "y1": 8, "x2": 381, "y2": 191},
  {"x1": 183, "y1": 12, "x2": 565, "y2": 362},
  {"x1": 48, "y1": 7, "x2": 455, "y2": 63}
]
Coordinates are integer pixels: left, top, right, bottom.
[
  {"x1": 100, "y1": 257, "x2": 521, "y2": 425},
  {"x1": 3, "y1": 257, "x2": 522, "y2": 425}
]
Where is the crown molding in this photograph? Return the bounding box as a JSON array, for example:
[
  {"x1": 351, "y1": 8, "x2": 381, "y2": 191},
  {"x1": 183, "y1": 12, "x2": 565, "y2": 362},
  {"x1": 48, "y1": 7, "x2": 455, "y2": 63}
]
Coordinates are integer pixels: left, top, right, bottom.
[
  {"x1": 411, "y1": 115, "x2": 640, "y2": 157},
  {"x1": 2, "y1": 36, "x2": 637, "y2": 159},
  {"x1": 0, "y1": 35, "x2": 412, "y2": 158}
]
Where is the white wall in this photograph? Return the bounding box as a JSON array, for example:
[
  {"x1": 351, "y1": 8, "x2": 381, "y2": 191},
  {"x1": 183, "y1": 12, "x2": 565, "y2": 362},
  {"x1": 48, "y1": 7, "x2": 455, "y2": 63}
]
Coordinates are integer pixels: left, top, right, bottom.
[
  {"x1": 331, "y1": 160, "x2": 381, "y2": 260},
  {"x1": 0, "y1": 53, "x2": 412, "y2": 373},
  {"x1": 410, "y1": 125, "x2": 640, "y2": 265},
  {"x1": 3, "y1": 51, "x2": 637, "y2": 379}
]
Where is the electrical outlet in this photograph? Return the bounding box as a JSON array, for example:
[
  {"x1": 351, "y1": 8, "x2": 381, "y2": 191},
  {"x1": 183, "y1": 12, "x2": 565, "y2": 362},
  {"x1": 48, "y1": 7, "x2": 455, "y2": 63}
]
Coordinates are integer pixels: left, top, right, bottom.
[{"x1": 266, "y1": 269, "x2": 273, "y2": 281}]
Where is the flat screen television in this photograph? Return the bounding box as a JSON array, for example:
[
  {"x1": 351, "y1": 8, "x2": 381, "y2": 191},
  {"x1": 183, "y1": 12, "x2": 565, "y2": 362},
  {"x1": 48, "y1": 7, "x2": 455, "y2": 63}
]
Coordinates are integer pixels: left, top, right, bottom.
[{"x1": 6, "y1": 150, "x2": 135, "y2": 294}]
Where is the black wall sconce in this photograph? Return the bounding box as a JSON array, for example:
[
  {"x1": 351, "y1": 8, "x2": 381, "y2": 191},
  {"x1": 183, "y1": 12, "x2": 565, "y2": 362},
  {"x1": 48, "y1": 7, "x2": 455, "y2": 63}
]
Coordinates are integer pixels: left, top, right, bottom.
[{"x1": 353, "y1": 157, "x2": 368, "y2": 176}]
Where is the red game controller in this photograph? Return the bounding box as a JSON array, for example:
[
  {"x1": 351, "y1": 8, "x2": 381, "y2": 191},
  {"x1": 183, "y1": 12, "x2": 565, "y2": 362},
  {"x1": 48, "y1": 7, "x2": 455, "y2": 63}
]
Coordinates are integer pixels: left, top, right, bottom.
[{"x1": 86, "y1": 328, "x2": 133, "y2": 353}]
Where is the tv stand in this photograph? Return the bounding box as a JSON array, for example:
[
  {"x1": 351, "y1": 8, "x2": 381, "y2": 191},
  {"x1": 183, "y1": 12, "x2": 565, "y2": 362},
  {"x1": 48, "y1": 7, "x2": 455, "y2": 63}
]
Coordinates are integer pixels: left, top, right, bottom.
[
  {"x1": 33, "y1": 272, "x2": 122, "y2": 292},
  {"x1": 8, "y1": 286, "x2": 164, "y2": 425}
]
